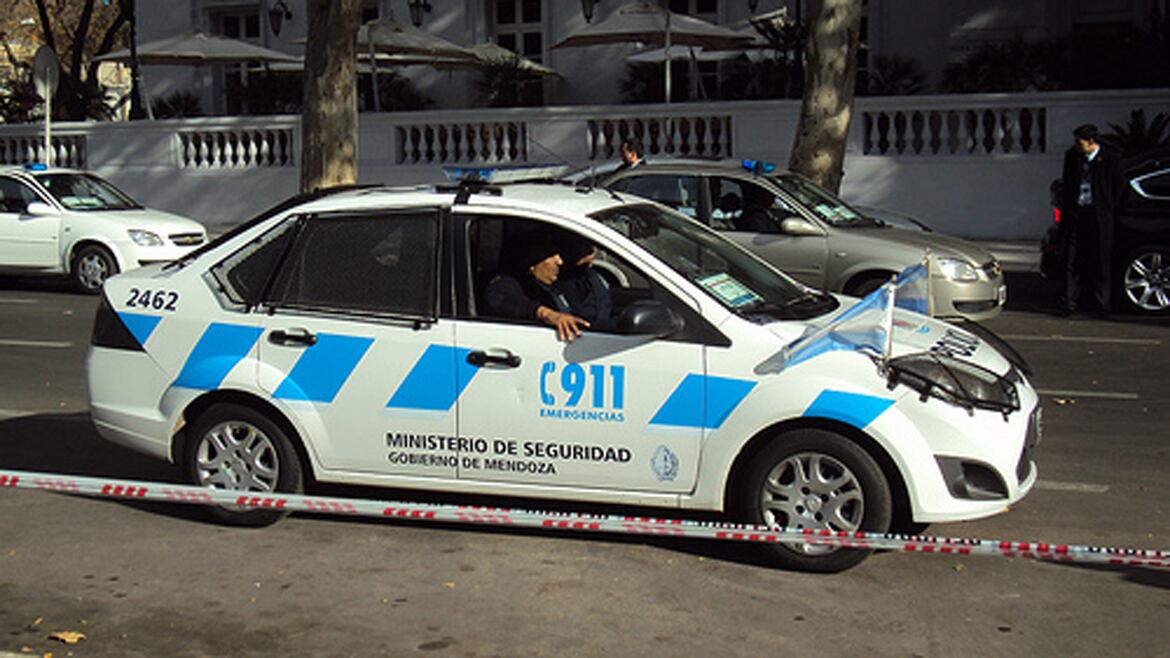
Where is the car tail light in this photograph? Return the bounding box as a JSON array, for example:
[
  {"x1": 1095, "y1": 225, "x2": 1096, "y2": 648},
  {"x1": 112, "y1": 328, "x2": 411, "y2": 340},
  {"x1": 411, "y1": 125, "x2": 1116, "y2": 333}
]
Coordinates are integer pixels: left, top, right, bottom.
[{"x1": 1052, "y1": 206, "x2": 1061, "y2": 225}]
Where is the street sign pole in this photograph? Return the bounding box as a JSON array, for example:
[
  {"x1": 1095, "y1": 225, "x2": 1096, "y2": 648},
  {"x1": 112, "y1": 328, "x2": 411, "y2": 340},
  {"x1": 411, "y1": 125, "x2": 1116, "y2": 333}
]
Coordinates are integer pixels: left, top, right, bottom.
[{"x1": 33, "y1": 46, "x2": 61, "y2": 167}]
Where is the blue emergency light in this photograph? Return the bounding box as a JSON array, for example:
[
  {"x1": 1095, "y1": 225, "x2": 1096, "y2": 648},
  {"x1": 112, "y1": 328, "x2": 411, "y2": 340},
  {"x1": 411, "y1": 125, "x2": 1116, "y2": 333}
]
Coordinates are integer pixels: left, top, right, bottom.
[
  {"x1": 741, "y1": 159, "x2": 776, "y2": 175},
  {"x1": 23, "y1": 163, "x2": 48, "y2": 172},
  {"x1": 442, "y1": 163, "x2": 572, "y2": 184}
]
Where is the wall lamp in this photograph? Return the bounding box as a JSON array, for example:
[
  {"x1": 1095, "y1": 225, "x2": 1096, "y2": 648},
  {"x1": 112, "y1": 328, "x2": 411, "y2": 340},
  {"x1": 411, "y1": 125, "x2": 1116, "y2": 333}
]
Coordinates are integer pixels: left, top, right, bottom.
[
  {"x1": 408, "y1": 0, "x2": 432, "y2": 27},
  {"x1": 268, "y1": 0, "x2": 291, "y2": 36},
  {"x1": 581, "y1": 0, "x2": 599, "y2": 23}
]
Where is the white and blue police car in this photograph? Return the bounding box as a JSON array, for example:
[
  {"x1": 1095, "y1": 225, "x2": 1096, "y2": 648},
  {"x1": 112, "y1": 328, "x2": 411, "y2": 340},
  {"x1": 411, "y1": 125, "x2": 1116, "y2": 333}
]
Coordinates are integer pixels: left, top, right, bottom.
[{"x1": 87, "y1": 168, "x2": 1039, "y2": 572}]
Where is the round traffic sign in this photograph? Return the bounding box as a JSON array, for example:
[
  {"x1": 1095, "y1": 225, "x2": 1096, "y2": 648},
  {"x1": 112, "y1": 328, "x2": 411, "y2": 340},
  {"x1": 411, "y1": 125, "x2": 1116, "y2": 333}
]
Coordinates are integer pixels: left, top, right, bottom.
[{"x1": 33, "y1": 45, "x2": 60, "y2": 98}]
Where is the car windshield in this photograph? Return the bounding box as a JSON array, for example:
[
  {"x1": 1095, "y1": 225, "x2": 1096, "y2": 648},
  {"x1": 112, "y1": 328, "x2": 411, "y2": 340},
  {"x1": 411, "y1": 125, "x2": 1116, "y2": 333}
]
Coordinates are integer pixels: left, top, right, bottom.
[
  {"x1": 590, "y1": 203, "x2": 837, "y2": 321},
  {"x1": 769, "y1": 174, "x2": 877, "y2": 227},
  {"x1": 34, "y1": 173, "x2": 142, "y2": 211}
]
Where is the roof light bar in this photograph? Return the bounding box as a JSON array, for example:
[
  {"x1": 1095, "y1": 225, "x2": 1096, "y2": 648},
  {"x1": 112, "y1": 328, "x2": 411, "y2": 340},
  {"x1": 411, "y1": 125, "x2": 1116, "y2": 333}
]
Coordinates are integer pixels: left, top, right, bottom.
[
  {"x1": 441, "y1": 163, "x2": 572, "y2": 185},
  {"x1": 741, "y1": 159, "x2": 776, "y2": 175}
]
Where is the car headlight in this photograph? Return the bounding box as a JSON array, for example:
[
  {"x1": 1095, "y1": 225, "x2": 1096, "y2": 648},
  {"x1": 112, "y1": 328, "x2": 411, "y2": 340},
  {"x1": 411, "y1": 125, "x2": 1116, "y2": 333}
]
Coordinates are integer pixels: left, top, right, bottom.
[
  {"x1": 127, "y1": 229, "x2": 164, "y2": 246},
  {"x1": 887, "y1": 352, "x2": 1019, "y2": 415},
  {"x1": 935, "y1": 256, "x2": 980, "y2": 282}
]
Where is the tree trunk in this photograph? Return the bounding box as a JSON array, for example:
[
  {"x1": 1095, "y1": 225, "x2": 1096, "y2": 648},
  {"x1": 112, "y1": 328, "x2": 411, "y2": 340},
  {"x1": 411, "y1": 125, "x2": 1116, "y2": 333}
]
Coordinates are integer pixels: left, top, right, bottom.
[
  {"x1": 300, "y1": 0, "x2": 361, "y2": 193},
  {"x1": 788, "y1": 0, "x2": 863, "y2": 193}
]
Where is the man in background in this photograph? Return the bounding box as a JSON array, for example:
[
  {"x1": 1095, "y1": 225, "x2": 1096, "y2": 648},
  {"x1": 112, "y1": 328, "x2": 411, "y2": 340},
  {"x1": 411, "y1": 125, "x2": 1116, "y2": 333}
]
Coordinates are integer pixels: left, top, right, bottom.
[{"x1": 1059, "y1": 123, "x2": 1125, "y2": 318}]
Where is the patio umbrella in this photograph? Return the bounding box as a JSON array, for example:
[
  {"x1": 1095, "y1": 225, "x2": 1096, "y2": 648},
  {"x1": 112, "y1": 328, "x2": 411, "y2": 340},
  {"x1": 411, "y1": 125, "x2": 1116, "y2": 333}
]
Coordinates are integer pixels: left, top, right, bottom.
[
  {"x1": 356, "y1": 17, "x2": 477, "y2": 112},
  {"x1": 552, "y1": 1, "x2": 752, "y2": 102},
  {"x1": 94, "y1": 31, "x2": 300, "y2": 66},
  {"x1": 94, "y1": 31, "x2": 301, "y2": 119}
]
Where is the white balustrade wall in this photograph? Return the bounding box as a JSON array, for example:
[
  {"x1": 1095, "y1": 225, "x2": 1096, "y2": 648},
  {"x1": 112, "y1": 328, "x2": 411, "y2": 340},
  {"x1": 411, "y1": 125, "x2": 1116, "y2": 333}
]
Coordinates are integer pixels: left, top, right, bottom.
[{"x1": 1, "y1": 89, "x2": 1166, "y2": 239}]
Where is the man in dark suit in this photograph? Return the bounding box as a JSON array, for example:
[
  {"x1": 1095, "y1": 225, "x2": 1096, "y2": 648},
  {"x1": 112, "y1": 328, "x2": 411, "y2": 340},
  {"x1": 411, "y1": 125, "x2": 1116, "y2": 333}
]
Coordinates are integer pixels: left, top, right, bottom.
[{"x1": 1059, "y1": 123, "x2": 1126, "y2": 317}]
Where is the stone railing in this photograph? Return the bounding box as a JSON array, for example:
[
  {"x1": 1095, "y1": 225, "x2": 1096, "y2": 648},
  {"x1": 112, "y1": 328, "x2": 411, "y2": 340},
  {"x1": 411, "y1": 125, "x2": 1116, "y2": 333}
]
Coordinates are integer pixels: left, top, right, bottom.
[
  {"x1": 860, "y1": 105, "x2": 1047, "y2": 156},
  {"x1": 586, "y1": 115, "x2": 734, "y2": 160},
  {"x1": 177, "y1": 128, "x2": 296, "y2": 168},
  {"x1": 395, "y1": 121, "x2": 528, "y2": 164},
  {"x1": 0, "y1": 133, "x2": 88, "y2": 168}
]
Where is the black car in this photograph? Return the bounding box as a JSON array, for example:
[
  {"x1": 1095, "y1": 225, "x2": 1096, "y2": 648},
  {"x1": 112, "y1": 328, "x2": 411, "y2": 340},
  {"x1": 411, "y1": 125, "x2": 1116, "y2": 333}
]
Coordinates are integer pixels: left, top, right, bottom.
[{"x1": 1040, "y1": 151, "x2": 1170, "y2": 314}]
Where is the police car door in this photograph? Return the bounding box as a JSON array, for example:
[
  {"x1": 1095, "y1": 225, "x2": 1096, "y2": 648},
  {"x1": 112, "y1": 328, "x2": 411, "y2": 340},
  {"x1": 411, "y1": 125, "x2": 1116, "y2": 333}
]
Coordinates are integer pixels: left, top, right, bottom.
[
  {"x1": 451, "y1": 211, "x2": 708, "y2": 494},
  {"x1": 247, "y1": 208, "x2": 462, "y2": 480}
]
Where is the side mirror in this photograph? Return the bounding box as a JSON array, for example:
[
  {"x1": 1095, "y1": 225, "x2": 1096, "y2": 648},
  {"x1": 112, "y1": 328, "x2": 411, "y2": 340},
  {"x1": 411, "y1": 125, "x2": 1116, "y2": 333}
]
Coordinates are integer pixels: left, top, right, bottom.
[
  {"x1": 24, "y1": 201, "x2": 56, "y2": 217},
  {"x1": 780, "y1": 217, "x2": 824, "y2": 236},
  {"x1": 617, "y1": 300, "x2": 684, "y2": 338}
]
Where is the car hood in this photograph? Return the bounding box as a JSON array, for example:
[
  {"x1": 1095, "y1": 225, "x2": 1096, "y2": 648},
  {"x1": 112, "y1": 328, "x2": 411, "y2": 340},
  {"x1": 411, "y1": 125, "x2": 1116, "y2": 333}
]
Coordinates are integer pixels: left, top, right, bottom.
[
  {"x1": 72, "y1": 208, "x2": 206, "y2": 234},
  {"x1": 762, "y1": 296, "x2": 1011, "y2": 375},
  {"x1": 840, "y1": 225, "x2": 994, "y2": 265}
]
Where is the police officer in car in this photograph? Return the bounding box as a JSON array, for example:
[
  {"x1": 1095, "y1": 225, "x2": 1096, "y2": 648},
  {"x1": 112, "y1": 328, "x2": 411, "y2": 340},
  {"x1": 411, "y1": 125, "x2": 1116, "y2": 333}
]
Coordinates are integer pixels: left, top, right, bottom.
[
  {"x1": 553, "y1": 232, "x2": 613, "y2": 331},
  {"x1": 484, "y1": 230, "x2": 590, "y2": 341}
]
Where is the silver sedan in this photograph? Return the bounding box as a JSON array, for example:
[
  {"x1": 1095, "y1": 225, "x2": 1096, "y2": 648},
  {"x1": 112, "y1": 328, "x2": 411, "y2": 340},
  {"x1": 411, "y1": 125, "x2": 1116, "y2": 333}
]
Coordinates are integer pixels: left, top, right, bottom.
[{"x1": 604, "y1": 161, "x2": 1005, "y2": 321}]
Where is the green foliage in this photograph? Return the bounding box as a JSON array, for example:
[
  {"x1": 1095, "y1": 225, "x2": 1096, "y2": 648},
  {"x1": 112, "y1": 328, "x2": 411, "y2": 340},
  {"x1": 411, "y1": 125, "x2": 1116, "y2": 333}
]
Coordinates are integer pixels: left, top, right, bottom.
[
  {"x1": 942, "y1": 38, "x2": 1060, "y2": 93},
  {"x1": 226, "y1": 73, "x2": 302, "y2": 115},
  {"x1": 359, "y1": 70, "x2": 432, "y2": 112},
  {"x1": 718, "y1": 56, "x2": 793, "y2": 100},
  {"x1": 474, "y1": 57, "x2": 543, "y2": 107},
  {"x1": 1101, "y1": 110, "x2": 1170, "y2": 158},
  {"x1": 867, "y1": 54, "x2": 928, "y2": 95},
  {"x1": 0, "y1": 77, "x2": 39, "y2": 124},
  {"x1": 151, "y1": 90, "x2": 203, "y2": 119},
  {"x1": 943, "y1": 27, "x2": 1170, "y2": 93}
]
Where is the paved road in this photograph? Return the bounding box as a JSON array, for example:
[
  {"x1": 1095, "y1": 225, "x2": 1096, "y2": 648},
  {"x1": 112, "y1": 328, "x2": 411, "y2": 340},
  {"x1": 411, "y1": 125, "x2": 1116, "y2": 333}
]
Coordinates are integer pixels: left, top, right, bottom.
[{"x1": 0, "y1": 273, "x2": 1167, "y2": 657}]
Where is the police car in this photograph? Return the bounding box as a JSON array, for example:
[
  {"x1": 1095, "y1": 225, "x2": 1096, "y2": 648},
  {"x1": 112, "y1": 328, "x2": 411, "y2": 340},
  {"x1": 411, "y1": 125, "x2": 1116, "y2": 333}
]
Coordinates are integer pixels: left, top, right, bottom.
[
  {"x1": 0, "y1": 164, "x2": 207, "y2": 292},
  {"x1": 87, "y1": 168, "x2": 1039, "y2": 572}
]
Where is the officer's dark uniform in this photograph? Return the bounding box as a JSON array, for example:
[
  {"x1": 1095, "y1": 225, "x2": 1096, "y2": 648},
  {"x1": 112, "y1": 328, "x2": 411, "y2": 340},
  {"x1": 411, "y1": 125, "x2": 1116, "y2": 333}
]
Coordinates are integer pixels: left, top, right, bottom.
[
  {"x1": 1059, "y1": 134, "x2": 1125, "y2": 315},
  {"x1": 553, "y1": 234, "x2": 613, "y2": 330},
  {"x1": 483, "y1": 233, "x2": 571, "y2": 322}
]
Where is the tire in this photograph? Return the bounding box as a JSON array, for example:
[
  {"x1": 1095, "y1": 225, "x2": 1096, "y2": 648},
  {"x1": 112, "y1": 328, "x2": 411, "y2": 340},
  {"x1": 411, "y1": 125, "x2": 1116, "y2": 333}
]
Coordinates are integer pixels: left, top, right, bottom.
[
  {"x1": 845, "y1": 274, "x2": 890, "y2": 298},
  {"x1": 1118, "y1": 245, "x2": 1170, "y2": 314},
  {"x1": 71, "y1": 244, "x2": 119, "y2": 294},
  {"x1": 740, "y1": 429, "x2": 892, "y2": 573},
  {"x1": 183, "y1": 403, "x2": 304, "y2": 527}
]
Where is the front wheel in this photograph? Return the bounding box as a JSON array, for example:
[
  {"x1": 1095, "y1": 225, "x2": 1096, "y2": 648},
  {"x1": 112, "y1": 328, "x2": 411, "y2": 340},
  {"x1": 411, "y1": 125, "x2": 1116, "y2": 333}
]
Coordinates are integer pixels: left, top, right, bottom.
[
  {"x1": 183, "y1": 403, "x2": 304, "y2": 527},
  {"x1": 740, "y1": 429, "x2": 892, "y2": 573},
  {"x1": 71, "y1": 244, "x2": 118, "y2": 293},
  {"x1": 1118, "y1": 246, "x2": 1170, "y2": 314}
]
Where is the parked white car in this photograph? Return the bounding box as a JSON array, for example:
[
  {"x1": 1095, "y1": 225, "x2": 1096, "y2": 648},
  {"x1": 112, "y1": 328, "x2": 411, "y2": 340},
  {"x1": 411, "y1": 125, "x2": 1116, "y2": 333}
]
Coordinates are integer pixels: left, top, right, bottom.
[
  {"x1": 87, "y1": 172, "x2": 1038, "y2": 572},
  {"x1": 0, "y1": 165, "x2": 207, "y2": 292}
]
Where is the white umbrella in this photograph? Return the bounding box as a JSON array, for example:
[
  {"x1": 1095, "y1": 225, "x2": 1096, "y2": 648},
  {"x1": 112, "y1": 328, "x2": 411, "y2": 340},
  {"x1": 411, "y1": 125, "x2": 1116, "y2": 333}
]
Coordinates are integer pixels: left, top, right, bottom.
[
  {"x1": 552, "y1": 1, "x2": 752, "y2": 102},
  {"x1": 465, "y1": 42, "x2": 560, "y2": 77},
  {"x1": 94, "y1": 31, "x2": 301, "y2": 119},
  {"x1": 94, "y1": 31, "x2": 300, "y2": 65},
  {"x1": 355, "y1": 17, "x2": 476, "y2": 112}
]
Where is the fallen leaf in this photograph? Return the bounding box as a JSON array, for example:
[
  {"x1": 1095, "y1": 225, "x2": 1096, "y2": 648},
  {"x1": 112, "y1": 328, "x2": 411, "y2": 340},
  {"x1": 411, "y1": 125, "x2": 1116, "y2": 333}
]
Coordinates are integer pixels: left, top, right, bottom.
[
  {"x1": 48, "y1": 631, "x2": 85, "y2": 644},
  {"x1": 443, "y1": 582, "x2": 456, "y2": 589}
]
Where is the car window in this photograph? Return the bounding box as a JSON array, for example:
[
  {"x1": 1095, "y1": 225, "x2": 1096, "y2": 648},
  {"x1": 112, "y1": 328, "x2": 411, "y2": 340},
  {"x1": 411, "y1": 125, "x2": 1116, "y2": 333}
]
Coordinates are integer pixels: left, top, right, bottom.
[
  {"x1": 210, "y1": 217, "x2": 299, "y2": 307},
  {"x1": 708, "y1": 177, "x2": 796, "y2": 233},
  {"x1": 0, "y1": 177, "x2": 42, "y2": 214},
  {"x1": 769, "y1": 174, "x2": 877, "y2": 227},
  {"x1": 462, "y1": 212, "x2": 724, "y2": 342},
  {"x1": 591, "y1": 203, "x2": 838, "y2": 321},
  {"x1": 264, "y1": 211, "x2": 440, "y2": 319},
  {"x1": 1135, "y1": 170, "x2": 1170, "y2": 199},
  {"x1": 618, "y1": 174, "x2": 701, "y2": 219},
  {"x1": 33, "y1": 173, "x2": 142, "y2": 211}
]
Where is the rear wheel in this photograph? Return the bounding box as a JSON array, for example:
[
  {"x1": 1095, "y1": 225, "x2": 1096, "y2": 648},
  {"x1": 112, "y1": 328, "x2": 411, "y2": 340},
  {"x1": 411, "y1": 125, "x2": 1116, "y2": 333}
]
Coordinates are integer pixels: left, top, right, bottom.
[
  {"x1": 183, "y1": 403, "x2": 303, "y2": 527},
  {"x1": 1119, "y1": 246, "x2": 1170, "y2": 314},
  {"x1": 740, "y1": 429, "x2": 892, "y2": 573},
  {"x1": 71, "y1": 244, "x2": 118, "y2": 293}
]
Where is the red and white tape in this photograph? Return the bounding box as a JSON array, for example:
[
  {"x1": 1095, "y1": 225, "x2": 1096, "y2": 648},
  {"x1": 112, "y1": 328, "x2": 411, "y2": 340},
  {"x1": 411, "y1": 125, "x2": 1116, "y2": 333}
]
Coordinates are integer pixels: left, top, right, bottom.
[{"x1": 2, "y1": 468, "x2": 1167, "y2": 570}]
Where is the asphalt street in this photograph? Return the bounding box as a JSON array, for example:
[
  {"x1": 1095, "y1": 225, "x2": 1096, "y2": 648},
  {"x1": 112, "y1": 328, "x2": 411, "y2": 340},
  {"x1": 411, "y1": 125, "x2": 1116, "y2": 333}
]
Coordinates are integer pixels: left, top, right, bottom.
[{"x1": 0, "y1": 271, "x2": 1168, "y2": 657}]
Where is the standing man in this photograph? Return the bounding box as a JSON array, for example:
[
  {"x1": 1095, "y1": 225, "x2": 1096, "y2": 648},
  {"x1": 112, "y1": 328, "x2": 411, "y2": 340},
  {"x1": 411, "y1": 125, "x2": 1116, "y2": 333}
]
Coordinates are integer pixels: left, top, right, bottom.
[
  {"x1": 1059, "y1": 124, "x2": 1125, "y2": 317},
  {"x1": 615, "y1": 139, "x2": 644, "y2": 173}
]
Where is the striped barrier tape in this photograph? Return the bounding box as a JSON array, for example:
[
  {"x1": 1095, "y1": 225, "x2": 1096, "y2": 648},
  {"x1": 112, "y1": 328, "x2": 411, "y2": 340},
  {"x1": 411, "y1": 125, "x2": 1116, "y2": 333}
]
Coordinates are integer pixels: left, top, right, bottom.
[{"x1": 1, "y1": 468, "x2": 1167, "y2": 570}]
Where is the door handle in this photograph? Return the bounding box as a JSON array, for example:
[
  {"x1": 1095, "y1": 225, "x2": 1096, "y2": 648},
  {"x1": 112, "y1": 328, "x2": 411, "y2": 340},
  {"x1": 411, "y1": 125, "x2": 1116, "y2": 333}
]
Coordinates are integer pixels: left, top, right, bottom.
[
  {"x1": 268, "y1": 328, "x2": 317, "y2": 347},
  {"x1": 467, "y1": 349, "x2": 521, "y2": 368}
]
